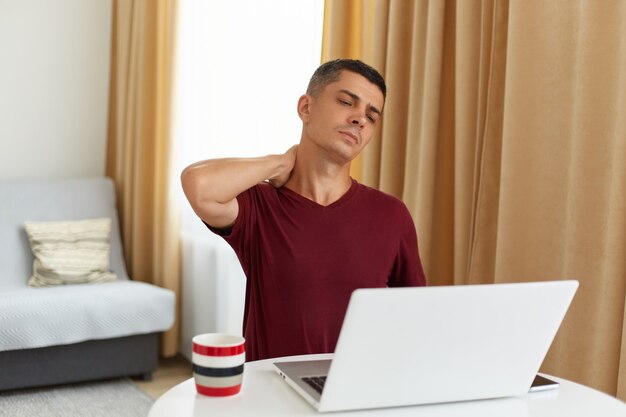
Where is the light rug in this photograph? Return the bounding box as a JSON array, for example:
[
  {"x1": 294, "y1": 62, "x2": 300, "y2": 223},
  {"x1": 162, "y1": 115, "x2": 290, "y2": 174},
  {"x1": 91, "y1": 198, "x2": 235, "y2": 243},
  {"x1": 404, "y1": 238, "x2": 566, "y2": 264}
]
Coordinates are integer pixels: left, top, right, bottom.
[{"x1": 0, "y1": 378, "x2": 153, "y2": 417}]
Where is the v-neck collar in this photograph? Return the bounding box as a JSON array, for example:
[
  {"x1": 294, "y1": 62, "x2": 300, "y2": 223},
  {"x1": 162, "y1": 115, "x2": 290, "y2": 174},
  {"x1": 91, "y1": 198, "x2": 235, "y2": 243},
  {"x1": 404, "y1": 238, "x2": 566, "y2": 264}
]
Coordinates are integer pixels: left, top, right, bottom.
[{"x1": 278, "y1": 178, "x2": 359, "y2": 209}]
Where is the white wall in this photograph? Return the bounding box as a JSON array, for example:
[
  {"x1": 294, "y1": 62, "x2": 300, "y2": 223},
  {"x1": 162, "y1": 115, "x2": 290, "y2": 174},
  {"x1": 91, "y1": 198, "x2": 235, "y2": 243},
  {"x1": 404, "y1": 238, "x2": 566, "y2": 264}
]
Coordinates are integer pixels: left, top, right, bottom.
[{"x1": 0, "y1": 0, "x2": 111, "y2": 179}]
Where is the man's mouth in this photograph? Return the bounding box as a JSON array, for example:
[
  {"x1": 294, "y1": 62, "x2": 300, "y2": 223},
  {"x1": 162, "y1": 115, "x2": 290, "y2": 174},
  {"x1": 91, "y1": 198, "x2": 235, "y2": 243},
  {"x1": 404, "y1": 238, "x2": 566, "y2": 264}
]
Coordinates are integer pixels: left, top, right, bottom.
[{"x1": 339, "y1": 130, "x2": 359, "y2": 144}]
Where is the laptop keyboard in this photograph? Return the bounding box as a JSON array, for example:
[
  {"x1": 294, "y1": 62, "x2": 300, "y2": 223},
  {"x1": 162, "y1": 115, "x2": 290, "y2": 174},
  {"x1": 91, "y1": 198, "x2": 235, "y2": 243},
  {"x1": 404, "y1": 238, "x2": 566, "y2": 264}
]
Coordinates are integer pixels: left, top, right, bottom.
[{"x1": 302, "y1": 376, "x2": 327, "y2": 394}]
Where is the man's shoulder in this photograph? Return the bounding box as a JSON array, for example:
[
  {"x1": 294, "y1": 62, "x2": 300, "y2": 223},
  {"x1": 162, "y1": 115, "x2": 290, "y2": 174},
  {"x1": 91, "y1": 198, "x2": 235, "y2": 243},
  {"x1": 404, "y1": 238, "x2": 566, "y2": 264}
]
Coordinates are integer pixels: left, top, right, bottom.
[
  {"x1": 235, "y1": 182, "x2": 281, "y2": 213},
  {"x1": 242, "y1": 181, "x2": 278, "y2": 198},
  {"x1": 354, "y1": 181, "x2": 409, "y2": 211},
  {"x1": 352, "y1": 181, "x2": 416, "y2": 234}
]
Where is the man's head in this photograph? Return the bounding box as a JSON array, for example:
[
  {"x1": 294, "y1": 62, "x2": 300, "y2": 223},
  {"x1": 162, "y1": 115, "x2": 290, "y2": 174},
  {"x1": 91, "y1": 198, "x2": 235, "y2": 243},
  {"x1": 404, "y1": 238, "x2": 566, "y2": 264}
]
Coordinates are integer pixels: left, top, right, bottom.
[
  {"x1": 306, "y1": 59, "x2": 386, "y2": 103},
  {"x1": 298, "y1": 59, "x2": 386, "y2": 166}
]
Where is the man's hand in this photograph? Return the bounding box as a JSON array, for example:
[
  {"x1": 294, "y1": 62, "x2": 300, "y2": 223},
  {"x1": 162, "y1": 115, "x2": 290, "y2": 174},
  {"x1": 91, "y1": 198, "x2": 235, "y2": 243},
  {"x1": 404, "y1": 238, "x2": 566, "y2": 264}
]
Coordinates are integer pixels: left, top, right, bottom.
[{"x1": 268, "y1": 145, "x2": 298, "y2": 188}]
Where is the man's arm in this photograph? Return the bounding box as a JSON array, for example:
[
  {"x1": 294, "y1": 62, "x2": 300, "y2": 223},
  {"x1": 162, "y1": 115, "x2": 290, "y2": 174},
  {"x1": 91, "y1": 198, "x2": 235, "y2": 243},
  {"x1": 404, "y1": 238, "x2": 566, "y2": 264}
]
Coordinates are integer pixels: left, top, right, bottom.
[{"x1": 181, "y1": 145, "x2": 298, "y2": 229}]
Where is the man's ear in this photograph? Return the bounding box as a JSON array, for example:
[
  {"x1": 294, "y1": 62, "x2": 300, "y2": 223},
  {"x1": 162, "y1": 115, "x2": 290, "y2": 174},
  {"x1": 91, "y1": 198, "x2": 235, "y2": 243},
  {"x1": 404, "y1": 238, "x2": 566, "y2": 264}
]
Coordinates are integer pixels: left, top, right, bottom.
[{"x1": 297, "y1": 94, "x2": 312, "y2": 122}]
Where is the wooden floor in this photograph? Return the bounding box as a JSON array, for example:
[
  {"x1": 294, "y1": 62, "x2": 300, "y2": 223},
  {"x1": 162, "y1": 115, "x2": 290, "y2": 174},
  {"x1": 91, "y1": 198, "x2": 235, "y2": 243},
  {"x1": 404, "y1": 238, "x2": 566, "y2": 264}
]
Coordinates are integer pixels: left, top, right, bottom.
[{"x1": 132, "y1": 354, "x2": 192, "y2": 400}]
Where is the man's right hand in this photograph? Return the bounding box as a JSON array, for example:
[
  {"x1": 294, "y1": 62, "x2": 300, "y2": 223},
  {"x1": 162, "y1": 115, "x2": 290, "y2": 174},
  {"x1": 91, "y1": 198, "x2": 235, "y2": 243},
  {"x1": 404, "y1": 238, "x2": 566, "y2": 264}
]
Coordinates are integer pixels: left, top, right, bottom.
[{"x1": 268, "y1": 145, "x2": 298, "y2": 189}]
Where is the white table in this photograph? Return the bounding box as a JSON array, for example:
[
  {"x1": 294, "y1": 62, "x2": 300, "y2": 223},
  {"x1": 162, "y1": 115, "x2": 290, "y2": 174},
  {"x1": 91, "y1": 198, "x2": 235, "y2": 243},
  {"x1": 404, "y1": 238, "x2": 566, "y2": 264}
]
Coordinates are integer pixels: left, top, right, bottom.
[{"x1": 149, "y1": 354, "x2": 626, "y2": 416}]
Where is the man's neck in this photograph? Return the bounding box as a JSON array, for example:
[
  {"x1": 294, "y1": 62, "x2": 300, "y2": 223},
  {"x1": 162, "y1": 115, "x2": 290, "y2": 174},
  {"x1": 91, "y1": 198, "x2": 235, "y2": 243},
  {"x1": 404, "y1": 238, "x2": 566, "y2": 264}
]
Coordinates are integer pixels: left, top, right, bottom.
[{"x1": 283, "y1": 147, "x2": 353, "y2": 207}]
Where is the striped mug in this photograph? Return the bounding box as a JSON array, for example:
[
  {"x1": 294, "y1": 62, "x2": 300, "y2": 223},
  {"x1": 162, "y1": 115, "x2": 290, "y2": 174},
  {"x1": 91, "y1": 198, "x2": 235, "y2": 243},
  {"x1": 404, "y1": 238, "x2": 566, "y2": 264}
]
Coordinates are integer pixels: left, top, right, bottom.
[{"x1": 192, "y1": 333, "x2": 245, "y2": 396}]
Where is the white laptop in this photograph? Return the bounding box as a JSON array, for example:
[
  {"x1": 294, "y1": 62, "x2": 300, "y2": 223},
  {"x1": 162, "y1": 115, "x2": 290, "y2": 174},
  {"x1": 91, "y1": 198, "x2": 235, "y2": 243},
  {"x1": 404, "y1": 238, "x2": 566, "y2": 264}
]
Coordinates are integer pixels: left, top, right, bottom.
[{"x1": 273, "y1": 280, "x2": 578, "y2": 413}]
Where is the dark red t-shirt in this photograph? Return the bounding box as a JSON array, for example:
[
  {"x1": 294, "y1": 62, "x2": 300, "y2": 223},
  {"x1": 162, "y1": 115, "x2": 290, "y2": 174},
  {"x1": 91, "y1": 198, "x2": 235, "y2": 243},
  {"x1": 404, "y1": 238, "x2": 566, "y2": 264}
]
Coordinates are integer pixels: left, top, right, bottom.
[{"x1": 208, "y1": 179, "x2": 426, "y2": 361}]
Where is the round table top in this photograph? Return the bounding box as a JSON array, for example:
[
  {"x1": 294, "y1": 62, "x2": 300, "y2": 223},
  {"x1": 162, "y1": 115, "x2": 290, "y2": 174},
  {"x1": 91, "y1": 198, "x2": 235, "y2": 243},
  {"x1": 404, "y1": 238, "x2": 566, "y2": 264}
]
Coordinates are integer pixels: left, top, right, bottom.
[{"x1": 149, "y1": 354, "x2": 626, "y2": 417}]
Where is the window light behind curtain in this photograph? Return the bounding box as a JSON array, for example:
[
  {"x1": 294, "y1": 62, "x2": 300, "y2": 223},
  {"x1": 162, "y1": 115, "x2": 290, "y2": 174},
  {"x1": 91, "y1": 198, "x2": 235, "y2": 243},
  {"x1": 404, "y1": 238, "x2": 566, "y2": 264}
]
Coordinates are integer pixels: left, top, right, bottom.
[
  {"x1": 173, "y1": 0, "x2": 325, "y2": 237},
  {"x1": 172, "y1": 0, "x2": 324, "y2": 344}
]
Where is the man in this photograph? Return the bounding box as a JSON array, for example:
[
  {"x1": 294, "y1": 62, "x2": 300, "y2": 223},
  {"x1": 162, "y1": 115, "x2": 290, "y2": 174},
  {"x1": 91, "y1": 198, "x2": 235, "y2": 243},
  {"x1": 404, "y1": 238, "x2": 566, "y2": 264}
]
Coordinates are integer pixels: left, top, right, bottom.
[{"x1": 181, "y1": 59, "x2": 426, "y2": 361}]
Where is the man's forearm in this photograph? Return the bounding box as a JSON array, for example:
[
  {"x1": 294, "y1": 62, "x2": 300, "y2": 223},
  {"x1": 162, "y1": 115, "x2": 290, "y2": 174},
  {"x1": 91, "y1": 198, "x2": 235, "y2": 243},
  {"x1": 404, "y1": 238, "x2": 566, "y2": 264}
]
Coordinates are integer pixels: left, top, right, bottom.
[
  {"x1": 181, "y1": 145, "x2": 297, "y2": 227},
  {"x1": 181, "y1": 154, "x2": 291, "y2": 205}
]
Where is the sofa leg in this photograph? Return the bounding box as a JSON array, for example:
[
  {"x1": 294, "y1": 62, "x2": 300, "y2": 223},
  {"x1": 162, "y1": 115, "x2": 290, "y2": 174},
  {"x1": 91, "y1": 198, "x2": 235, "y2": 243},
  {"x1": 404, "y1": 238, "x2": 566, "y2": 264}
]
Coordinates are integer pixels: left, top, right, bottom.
[{"x1": 135, "y1": 372, "x2": 153, "y2": 381}]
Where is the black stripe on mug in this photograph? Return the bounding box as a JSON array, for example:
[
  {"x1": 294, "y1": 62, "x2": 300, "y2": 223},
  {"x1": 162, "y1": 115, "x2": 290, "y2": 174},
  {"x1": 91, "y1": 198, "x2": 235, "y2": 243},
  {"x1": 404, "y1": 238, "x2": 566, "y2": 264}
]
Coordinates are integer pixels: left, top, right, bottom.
[{"x1": 193, "y1": 363, "x2": 244, "y2": 378}]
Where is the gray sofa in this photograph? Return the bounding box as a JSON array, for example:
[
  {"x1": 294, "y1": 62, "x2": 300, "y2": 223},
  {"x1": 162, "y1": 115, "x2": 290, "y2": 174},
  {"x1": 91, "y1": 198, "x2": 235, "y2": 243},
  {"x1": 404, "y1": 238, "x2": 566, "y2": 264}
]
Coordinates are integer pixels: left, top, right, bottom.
[{"x1": 0, "y1": 177, "x2": 175, "y2": 391}]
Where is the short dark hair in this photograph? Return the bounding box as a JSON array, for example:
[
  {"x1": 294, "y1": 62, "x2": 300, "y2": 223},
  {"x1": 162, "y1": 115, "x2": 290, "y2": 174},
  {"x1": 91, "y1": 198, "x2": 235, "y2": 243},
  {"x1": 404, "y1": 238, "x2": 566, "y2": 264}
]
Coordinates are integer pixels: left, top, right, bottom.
[{"x1": 306, "y1": 59, "x2": 386, "y2": 100}]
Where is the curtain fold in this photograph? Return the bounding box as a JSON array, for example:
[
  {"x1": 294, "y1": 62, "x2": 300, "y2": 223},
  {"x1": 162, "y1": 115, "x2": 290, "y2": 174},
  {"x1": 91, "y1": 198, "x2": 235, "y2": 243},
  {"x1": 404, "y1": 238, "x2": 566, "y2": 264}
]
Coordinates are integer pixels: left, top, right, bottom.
[
  {"x1": 106, "y1": 0, "x2": 180, "y2": 357},
  {"x1": 323, "y1": 0, "x2": 626, "y2": 398}
]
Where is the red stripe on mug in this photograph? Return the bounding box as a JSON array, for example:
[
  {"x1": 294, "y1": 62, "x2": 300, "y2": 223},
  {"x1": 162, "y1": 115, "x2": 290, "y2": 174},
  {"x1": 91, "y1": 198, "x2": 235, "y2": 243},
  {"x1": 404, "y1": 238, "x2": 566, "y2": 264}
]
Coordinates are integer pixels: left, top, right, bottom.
[
  {"x1": 196, "y1": 384, "x2": 242, "y2": 397},
  {"x1": 193, "y1": 343, "x2": 245, "y2": 357}
]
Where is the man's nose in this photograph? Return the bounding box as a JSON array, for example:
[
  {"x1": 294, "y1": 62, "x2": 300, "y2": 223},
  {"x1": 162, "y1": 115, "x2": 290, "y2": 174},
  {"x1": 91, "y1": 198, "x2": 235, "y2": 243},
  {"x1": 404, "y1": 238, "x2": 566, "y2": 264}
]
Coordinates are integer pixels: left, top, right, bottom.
[{"x1": 349, "y1": 113, "x2": 366, "y2": 128}]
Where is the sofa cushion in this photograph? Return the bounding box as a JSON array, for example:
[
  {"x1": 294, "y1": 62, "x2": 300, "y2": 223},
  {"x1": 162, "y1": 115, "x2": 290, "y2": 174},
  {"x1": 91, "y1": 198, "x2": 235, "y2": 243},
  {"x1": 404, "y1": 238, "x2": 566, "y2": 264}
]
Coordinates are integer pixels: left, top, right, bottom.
[
  {"x1": 0, "y1": 281, "x2": 175, "y2": 352},
  {"x1": 24, "y1": 218, "x2": 117, "y2": 287}
]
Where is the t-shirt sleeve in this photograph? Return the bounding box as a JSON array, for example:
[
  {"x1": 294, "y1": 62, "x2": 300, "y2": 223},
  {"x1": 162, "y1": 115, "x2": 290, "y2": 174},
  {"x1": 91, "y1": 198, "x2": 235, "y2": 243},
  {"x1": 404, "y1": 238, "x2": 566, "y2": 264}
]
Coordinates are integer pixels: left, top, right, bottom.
[
  {"x1": 203, "y1": 188, "x2": 254, "y2": 275},
  {"x1": 388, "y1": 206, "x2": 426, "y2": 287}
]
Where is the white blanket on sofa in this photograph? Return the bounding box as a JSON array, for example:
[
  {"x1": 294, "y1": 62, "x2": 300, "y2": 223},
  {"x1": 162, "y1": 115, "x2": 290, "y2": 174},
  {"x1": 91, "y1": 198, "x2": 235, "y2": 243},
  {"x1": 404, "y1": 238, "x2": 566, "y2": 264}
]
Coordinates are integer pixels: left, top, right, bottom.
[{"x1": 0, "y1": 281, "x2": 174, "y2": 352}]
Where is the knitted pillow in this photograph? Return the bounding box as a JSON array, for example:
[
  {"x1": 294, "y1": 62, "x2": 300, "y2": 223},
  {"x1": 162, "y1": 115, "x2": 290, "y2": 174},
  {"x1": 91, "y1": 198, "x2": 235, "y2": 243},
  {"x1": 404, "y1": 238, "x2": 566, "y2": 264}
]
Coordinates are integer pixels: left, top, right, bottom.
[{"x1": 24, "y1": 218, "x2": 117, "y2": 287}]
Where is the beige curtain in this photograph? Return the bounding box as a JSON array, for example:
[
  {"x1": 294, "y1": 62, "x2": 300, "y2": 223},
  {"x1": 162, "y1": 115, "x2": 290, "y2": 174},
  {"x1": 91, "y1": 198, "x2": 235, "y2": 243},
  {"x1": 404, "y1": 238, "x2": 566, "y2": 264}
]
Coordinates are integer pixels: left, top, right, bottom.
[
  {"x1": 323, "y1": 0, "x2": 626, "y2": 398},
  {"x1": 106, "y1": 0, "x2": 180, "y2": 357}
]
